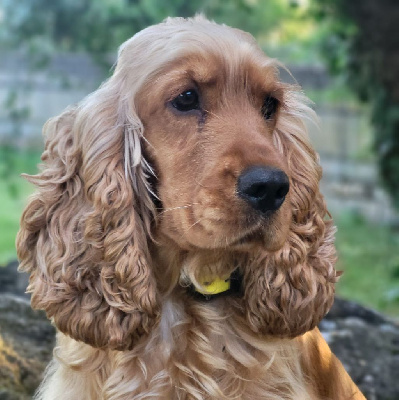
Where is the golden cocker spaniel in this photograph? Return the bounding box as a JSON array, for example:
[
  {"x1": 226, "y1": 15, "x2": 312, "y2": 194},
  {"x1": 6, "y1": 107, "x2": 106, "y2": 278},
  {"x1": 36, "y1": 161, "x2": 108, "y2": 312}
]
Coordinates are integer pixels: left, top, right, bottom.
[{"x1": 17, "y1": 16, "x2": 365, "y2": 400}]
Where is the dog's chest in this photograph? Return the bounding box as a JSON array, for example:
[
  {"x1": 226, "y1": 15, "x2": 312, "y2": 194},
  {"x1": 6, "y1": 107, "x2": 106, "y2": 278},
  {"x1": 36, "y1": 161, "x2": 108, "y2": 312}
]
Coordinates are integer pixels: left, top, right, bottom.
[{"x1": 114, "y1": 298, "x2": 314, "y2": 400}]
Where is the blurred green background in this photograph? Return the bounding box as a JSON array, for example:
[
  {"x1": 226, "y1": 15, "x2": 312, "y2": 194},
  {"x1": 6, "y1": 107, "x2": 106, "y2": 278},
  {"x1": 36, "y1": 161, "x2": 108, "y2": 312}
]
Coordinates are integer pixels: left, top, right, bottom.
[{"x1": 0, "y1": 0, "x2": 398, "y2": 317}]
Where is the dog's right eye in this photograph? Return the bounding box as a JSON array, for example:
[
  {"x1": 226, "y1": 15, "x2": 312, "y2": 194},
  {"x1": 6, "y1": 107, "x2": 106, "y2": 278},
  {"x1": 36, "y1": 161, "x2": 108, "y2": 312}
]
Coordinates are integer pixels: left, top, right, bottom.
[
  {"x1": 261, "y1": 95, "x2": 279, "y2": 120},
  {"x1": 171, "y1": 90, "x2": 199, "y2": 112}
]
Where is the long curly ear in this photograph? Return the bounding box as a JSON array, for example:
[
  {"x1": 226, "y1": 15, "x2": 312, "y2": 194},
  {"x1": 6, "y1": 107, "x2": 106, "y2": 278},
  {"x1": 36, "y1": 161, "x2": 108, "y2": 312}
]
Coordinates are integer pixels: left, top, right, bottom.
[
  {"x1": 243, "y1": 90, "x2": 338, "y2": 338},
  {"x1": 16, "y1": 73, "x2": 160, "y2": 350}
]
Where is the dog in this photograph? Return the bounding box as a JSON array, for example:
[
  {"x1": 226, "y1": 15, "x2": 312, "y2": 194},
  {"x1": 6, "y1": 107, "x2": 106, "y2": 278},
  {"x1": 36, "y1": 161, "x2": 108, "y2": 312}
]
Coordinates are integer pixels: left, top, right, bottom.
[{"x1": 17, "y1": 16, "x2": 365, "y2": 400}]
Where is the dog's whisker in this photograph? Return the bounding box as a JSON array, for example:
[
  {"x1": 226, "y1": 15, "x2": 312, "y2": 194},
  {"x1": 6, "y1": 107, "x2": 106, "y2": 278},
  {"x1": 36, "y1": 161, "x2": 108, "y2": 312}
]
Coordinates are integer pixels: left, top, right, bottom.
[
  {"x1": 158, "y1": 204, "x2": 199, "y2": 215},
  {"x1": 203, "y1": 108, "x2": 223, "y2": 121},
  {"x1": 141, "y1": 135, "x2": 155, "y2": 150},
  {"x1": 185, "y1": 217, "x2": 204, "y2": 233},
  {"x1": 193, "y1": 177, "x2": 211, "y2": 189}
]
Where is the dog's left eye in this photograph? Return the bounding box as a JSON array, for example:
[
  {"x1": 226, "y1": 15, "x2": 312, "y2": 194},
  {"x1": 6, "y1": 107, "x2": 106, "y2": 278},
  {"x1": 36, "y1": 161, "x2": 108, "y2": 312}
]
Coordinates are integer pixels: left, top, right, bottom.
[
  {"x1": 171, "y1": 90, "x2": 199, "y2": 112},
  {"x1": 261, "y1": 95, "x2": 279, "y2": 120}
]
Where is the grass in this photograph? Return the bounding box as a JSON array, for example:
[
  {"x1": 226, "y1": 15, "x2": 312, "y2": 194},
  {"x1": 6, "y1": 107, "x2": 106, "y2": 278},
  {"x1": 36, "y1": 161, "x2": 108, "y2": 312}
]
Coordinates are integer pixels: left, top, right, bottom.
[
  {"x1": 0, "y1": 179, "x2": 34, "y2": 264},
  {"x1": 0, "y1": 148, "x2": 42, "y2": 264},
  {"x1": 335, "y1": 212, "x2": 399, "y2": 317},
  {"x1": 0, "y1": 148, "x2": 398, "y2": 317}
]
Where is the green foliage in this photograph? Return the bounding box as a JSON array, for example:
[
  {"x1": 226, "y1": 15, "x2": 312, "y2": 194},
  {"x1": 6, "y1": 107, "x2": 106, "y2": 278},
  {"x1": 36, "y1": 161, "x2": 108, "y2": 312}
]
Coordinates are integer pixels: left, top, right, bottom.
[
  {"x1": 0, "y1": 0, "x2": 287, "y2": 58},
  {"x1": 311, "y1": 0, "x2": 399, "y2": 209},
  {"x1": 0, "y1": 88, "x2": 31, "y2": 198}
]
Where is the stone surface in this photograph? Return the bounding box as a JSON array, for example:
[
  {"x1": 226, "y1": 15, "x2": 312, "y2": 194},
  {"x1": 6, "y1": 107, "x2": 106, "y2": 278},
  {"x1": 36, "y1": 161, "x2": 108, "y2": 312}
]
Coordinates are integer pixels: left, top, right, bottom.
[
  {"x1": 0, "y1": 262, "x2": 29, "y2": 299},
  {"x1": 0, "y1": 294, "x2": 55, "y2": 400},
  {"x1": 321, "y1": 298, "x2": 399, "y2": 400}
]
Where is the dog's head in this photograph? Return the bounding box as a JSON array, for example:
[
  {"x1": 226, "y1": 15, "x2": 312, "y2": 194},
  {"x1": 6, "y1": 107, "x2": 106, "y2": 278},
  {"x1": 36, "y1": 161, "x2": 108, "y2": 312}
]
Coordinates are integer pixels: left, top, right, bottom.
[{"x1": 17, "y1": 16, "x2": 338, "y2": 350}]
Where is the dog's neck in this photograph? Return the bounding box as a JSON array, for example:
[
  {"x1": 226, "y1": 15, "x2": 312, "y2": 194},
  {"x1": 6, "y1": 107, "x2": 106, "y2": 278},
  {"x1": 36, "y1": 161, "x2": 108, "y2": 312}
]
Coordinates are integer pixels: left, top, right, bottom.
[{"x1": 151, "y1": 236, "x2": 245, "y2": 298}]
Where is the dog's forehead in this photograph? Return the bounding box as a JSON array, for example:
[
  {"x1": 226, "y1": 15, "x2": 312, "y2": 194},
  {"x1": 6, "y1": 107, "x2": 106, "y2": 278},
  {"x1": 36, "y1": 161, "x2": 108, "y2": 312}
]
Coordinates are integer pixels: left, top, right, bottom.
[
  {"x1": 124, "y1": 20, "x2": 280, "y2": 94},
  {"x1": 146, "y1": 41, "x2": 279, "y2": 97}
]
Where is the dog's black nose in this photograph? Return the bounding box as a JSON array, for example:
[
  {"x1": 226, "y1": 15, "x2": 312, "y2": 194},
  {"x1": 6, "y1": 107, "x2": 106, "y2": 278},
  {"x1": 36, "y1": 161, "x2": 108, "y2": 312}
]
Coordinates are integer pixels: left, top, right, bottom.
[{"x1": 237, "y1": 166, "x2": 289, "y2": 213}]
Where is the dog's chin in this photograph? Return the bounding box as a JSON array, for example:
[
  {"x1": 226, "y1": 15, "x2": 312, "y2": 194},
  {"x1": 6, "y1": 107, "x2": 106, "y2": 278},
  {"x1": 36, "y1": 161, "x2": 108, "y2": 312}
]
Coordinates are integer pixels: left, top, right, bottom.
[{"x1": 228, "y1": 227, "x2": 288, "y2": 253}]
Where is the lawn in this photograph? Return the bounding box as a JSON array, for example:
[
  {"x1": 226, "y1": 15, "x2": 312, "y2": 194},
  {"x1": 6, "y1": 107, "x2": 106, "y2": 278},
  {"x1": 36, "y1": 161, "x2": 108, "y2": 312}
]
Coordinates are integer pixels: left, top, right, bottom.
[
  {"x1": 0, "y1": 148, "x2": 42, "y2": 264},
  {"x1": 0, "y1": 179, "x2": 31, "y2": 264},
  {"x1": 1, "y1": 149, "x2": 398, "y2": 317},
  {"x1": 334, "y1": 212, "x2": 399, "y2": 317}
]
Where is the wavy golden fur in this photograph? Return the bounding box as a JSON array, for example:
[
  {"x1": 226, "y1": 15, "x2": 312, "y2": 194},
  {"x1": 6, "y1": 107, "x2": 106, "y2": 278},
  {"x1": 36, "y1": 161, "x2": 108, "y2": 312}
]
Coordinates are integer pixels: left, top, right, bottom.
[{"x1": 17, "y1": 16, "x2": 365, "y2": 400}]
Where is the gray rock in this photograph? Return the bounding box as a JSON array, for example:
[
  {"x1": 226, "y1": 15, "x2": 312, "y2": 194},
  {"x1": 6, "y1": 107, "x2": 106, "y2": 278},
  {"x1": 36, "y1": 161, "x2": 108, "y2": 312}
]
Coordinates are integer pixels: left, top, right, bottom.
[
  {"x1": 0, "y1": 294, "x2": 55, "y2": 400},
  {"x1": 321, "y1": 297, "x2": 399, "y2": 400},
  {"x1": 0, "y1": 261, "x2": 29, "y2": 299}
]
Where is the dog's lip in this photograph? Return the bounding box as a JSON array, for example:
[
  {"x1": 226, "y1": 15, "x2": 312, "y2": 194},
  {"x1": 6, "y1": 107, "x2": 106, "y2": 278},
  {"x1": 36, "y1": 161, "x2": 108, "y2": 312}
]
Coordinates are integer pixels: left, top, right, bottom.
[{"x1": 229, "y1": 224, "x2": 264, "y2": 247}]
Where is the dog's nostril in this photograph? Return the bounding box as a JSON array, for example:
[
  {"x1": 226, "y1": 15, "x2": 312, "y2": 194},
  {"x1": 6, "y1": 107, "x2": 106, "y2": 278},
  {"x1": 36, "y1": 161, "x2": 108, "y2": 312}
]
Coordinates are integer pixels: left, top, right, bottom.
[
  {"x1": 245, "y1": 183, "x2": 268, "y2": 199},
  {"x1": 276, "y1": 184, "x2": 289, "y2": 200},
  {"x1": 237, "y1": 166, "x2": 289, "y2": 214}
]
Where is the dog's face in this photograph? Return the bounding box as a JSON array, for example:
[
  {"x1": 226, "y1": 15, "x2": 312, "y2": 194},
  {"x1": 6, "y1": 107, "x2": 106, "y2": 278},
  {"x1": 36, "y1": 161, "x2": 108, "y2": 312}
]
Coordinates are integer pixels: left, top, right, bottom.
[
  {"x1": 17, "y1": 17, "x2": 338, "y2": 350},
  {"x1": 139, "y1": 49, "x2": 291, "y2": 253}
]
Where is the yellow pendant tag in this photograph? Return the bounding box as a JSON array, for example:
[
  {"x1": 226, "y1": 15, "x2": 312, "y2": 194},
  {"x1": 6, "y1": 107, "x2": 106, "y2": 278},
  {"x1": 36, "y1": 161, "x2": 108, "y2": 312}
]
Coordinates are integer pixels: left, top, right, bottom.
[{"x1": 195, "y1": 276, "x2": 231, "y2": 295}]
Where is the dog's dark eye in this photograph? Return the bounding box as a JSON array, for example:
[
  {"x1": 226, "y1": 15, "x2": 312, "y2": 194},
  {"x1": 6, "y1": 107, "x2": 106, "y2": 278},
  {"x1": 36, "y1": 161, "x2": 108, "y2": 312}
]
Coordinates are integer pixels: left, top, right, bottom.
[
  {"x1": 261, "y1": 96, "x2": 279, "y2": 120},
  {"x1": 171, "y1": 90, "x2": 199, "y2": 112}
]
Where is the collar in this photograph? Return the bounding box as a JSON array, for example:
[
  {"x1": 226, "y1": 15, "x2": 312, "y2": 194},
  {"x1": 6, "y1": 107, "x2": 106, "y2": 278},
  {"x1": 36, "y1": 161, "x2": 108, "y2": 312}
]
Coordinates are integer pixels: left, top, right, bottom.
[{"x1": 190, "y1": 269, "x2": 242, "y2": 300}]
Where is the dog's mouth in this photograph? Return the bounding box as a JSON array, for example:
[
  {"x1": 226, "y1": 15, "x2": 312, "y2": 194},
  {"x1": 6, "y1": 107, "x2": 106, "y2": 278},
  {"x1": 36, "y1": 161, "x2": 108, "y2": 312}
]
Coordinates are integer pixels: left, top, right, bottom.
[
  {"x1": 227, "y1": 212, "x2": 287, "y2": 252},
  {"x1": 227, "y1": 215, "x2": 273, "y2": 248},
  {"x1": 230, "y1": 228, "x2": 264, "y2": 247}
]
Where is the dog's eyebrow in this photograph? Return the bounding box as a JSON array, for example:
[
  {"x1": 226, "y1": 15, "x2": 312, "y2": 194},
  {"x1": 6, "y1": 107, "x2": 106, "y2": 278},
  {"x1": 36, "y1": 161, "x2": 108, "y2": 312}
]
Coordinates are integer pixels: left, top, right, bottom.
[
  {"x1": 152, "y1": 70, "x2": 219, "y2": 103},
  {"x1": 169, "y1": 70, "x2": 219, "y2": 87},
  {"x1": 153, "y1": 52, "x2": 222, "y2": 84}
]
